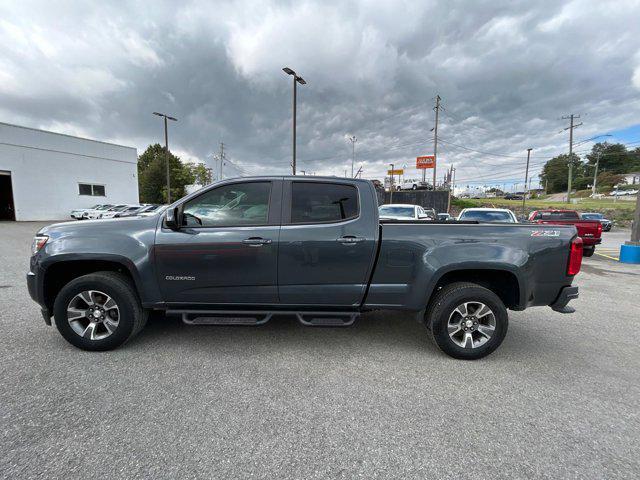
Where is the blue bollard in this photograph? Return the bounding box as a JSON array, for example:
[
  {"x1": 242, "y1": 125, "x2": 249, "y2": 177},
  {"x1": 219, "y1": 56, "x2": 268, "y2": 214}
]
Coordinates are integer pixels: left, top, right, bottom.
[{"x1": 619, "y1": 244, "x2": 640, "y2": 264}]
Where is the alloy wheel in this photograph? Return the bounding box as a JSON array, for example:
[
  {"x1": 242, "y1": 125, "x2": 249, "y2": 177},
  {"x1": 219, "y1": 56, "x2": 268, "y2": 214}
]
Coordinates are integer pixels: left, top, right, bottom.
[
  {"x1": 447, "y1": 301, "x2": 496, "y2": 349},
  {"x1": 67, "y1": 290, "x2": 120, "y2": 341}
]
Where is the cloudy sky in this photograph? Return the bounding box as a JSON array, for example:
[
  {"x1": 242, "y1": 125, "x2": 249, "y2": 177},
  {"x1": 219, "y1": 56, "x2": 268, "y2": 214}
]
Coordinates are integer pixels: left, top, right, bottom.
[{"x1": 1, "y1": 0, "x2": 640, "y2": 188}]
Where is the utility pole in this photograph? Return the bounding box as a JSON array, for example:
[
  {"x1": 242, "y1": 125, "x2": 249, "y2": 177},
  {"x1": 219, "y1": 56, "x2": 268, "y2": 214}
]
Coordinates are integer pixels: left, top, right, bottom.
[
  {"x1": 152, "y1": 112, "x2": 177, "y2": 203},
  {"x1": 431, "y1": 94, "x2": 441, "y2": 189},
  {"x1": 282, "y1": 67, "x2": 306, "y2": 175},
  {"x1": 349, "y1": 135, "x2": 357, "y2": 177},
  {"x1": 522, "y1": 148, "x2": 532, "y2": 217},
  {"x1": 389, "y1": 163, "x2": 394, "y2": 203},
  {"x1": 219, "y1": 142, "x2": 226, "y2": 180},
  {"x1": 562, "y1": 114, "x2": 582, "y2": 203},
  {"x1": 631, "y1": 188, "x2": 640, "y2": 244},
  {"x1": 592, "y1": 151, "x2": 601, "y2": 195}
]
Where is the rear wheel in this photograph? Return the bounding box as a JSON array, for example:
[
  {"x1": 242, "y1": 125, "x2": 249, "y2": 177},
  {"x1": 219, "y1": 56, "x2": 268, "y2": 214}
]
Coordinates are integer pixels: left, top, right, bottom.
[
  {"x1": 53, "y1": 272, "x2": 147, "y2": 351},
  {"x1": 412, "y1": 184, "x2": 417, "y2": 190},
  {"x1": 426, "y1": 282, "x2": 508, "y2": 360},
  {"x1": 583, "y1": 246, "x2": 595, "y2": 257}
]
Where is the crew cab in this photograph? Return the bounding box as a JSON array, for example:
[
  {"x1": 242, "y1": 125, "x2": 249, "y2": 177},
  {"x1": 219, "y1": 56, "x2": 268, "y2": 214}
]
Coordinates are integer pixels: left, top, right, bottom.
[
  {"x1": 27, "y1": 177, "x2": 582, "y2": 360},
  {"x1": 528, "y1": 209, "x2": 601, "y2": 257}
]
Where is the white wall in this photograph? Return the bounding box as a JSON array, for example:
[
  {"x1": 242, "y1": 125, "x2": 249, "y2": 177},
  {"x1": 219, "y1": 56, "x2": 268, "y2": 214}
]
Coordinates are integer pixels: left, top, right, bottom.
[{"x1": 0, "y1": 122, "x2": 138, "y2": 221}]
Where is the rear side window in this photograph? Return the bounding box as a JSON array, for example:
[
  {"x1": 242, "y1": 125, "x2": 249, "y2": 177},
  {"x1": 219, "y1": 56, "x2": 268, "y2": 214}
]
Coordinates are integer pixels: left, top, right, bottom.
[
  {"x1": 291, "y1": 182, "x2": 358, "y2": 224},
  {"x1": 534, "y1": 211, "x2": 579, "y2": 220}
]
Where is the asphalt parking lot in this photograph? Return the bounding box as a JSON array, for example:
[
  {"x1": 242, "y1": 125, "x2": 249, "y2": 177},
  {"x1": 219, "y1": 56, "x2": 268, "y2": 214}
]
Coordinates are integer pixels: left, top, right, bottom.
[{"x1": 1, "y1": 222, "x2": 639, "y2": 479}]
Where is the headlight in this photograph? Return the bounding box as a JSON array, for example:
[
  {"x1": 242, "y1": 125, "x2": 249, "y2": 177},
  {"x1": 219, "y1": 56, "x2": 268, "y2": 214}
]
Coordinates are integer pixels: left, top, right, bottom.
[{"x1": 31, "y1": 235, "x2": 49, "y2": 255}]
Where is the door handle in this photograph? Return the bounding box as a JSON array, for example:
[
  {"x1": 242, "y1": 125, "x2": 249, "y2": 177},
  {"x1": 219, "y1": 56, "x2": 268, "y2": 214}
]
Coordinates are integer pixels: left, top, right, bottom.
[
  {"x1": 243, "y1": 237, "x2": 272, "y2": 246},
  {"x1": 337, "y1": 236, "x2": 365, "y2": 245}
]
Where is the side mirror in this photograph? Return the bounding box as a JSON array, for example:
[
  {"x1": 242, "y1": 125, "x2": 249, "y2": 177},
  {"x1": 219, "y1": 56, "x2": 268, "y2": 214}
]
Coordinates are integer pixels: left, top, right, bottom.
[{"x1": 164, "y1": 207, "x2": 181, "y2": 230}]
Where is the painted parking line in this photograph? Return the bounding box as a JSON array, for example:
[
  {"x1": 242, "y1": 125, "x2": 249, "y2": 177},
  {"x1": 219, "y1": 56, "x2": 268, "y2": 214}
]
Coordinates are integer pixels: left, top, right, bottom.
[{"x1": 595, "y1": 252, "x2": 620, "y2": 261}]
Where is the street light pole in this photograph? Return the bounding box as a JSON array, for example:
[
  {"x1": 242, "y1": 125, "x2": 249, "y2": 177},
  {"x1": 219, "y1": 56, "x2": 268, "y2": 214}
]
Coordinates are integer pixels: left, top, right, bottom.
[
  {"x1": 389, "y1": 163, "x2": 394, "y2": 203},
  {"x1": 283, "y1": 67, "x2": 306, "y2": 175},
  {"x1": 153, "y1": 112, "x2": 177, "y2": 203},
  {"x1": 349, "y1": 135, "x2": 357, "y2": 177},
  {"x1": 522, "y1": 148, "x2": 532, "y2": 217}
]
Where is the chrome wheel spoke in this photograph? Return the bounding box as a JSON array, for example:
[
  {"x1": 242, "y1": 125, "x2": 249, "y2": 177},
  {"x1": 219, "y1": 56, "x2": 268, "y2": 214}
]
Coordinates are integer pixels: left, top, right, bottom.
[
  {"x1": 103, "y1": 317, "x2": 118, "y2": 333},
  {"x1": 82, "y1": 322, "x2": 98, "y2": 340},
  {"x1": 103, "y1": 296, "x2": 117, "y2": 311},
  {"x1": 476, "y1": 304, "x2": 492, "y2": 318},
  {"x1": 79, "y1": 291, "x2": 95, "y2": 306},
  {"x1": 454, "y1": 303, "x2": 468, "y2": 317},
  {"x1": 67, "y1": 307, "x2": 87, "y2": 320},
  {"x1": 448, "y1": 323, "x2": 461, "y2": 336},
  {"x1": 477, "y1": 324, "x2": 495, "y2": 339},
  {"x1": 462, "y1": 332, "x2": 474, "y2": 349}
]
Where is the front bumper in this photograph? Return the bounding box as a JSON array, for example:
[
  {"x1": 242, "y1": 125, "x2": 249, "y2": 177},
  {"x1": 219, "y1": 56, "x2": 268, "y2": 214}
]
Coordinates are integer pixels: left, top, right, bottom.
[
  {"x1": 27, "y1": 269, "x2": 51, "y2": 324},
  {"x1": 550, "y1": 286, "x2": 579, "y2": 313}
]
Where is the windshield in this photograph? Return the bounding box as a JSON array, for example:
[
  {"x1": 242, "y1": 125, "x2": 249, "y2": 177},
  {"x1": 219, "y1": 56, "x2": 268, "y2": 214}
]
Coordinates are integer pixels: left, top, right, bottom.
[
  {"x1": 460, "y1": 210, "x2": 515, "y2": 223},
  {"x1": 379, "y1": 206, "x2": 415, "y2": 218},
  {"x1": 581, "y1": 213, "x2": 603, "y2": 220}
]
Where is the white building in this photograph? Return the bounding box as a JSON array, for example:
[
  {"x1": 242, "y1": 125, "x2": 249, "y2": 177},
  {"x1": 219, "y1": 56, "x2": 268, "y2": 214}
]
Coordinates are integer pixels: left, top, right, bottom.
[
  {"x1": 0, "y1": 122, "x2": 139, "y2": 221},
  {"x1": 622, "y1": 172, "x2": 640, "y2": 185}
]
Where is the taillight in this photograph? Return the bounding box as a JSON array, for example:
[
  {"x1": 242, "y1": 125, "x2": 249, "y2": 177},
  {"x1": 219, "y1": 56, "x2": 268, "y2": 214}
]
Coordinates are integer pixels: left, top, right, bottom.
[
  {"x1": 567, "y1": 236, "x2": 583, "y2": 275},
  {"x1": 597, "y1": 222, "x2": 602, "y2": 235}
]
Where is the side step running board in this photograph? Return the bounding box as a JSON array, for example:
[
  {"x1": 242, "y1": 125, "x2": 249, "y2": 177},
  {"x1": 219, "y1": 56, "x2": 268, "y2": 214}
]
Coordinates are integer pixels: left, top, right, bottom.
[
  {"x1": 178, "y1": 311, "x2": 272, "y2": 326},
  {"x1": 296, "y1": 312, "x2": 358, "y2": 327},
  {"x1": 167, "y1": 309, "x2": 359, "y2": 327}
]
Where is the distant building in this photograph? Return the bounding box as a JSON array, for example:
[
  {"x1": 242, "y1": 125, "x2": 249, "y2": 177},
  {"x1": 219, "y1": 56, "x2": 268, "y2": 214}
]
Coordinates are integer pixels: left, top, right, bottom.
[
  {"x1": 0, "y1": 122, "x2": 139, "y2": 221},
  {"x1": 622, "y1": 172, "x2": 640, "y2": 185}
]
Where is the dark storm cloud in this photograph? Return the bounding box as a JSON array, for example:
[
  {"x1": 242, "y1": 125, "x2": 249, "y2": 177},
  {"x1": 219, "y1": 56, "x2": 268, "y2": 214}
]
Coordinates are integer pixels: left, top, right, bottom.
[{"x1": 1, "y1": 0, "x2": 639, "y2": 184}]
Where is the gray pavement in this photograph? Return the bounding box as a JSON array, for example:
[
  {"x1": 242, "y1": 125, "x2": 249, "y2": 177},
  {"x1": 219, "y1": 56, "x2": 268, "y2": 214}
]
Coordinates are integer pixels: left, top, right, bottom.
[{"x1": 1, "y1": 221, "x2": 639, "y2": 479}]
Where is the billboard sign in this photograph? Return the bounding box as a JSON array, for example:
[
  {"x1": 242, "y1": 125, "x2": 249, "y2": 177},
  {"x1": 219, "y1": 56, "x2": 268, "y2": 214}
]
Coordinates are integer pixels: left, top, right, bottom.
[{"x1": 416, "y1": 155, "x2": 436, "y2": 169}]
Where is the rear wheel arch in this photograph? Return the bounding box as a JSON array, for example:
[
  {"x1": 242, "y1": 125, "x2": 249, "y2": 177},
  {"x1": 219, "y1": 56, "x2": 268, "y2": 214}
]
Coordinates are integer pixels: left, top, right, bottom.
[{"x1": 428, "y1": 268, "x2": 522, "y2": 311}]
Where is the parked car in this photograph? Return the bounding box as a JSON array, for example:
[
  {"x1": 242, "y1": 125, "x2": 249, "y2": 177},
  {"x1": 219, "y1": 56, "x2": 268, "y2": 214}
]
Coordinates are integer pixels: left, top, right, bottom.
[
  {"x1": 580, "y1": 212, "x2": 612, "y2": 232},
  {"x1": 28, "y1": 177, "x2": 582, "y2": 360},
  {"x1": 398, "y1": 179, "x2": 430, "y2": 190},
  {"x1": 85, "y1": 204, "x2": 127, "y2": 220},
  {"x1": 71, "y1": 204, "x2": 112, "y2": 220},
  {"x1": 457, "y1": 208, "x2": 518, "y2": 223},
  {"x1": 528, "y1": 209, "x2": 602, "y2": 257},
  {"x1": 504, "y1": 193, "x2": 523, "y2": 200},
  {"x1": 379, "y1": 204, "x2": 436, "y2": 220},
  {"x1": 113, "y1": 205, "x2": 147, "y2": 218},
  {"x1": 96, "y1": 204, "x2": 132, "y2": 219},
  {"x1": 437, "y1": 213, "x2": 452, "y2": 221},
  {"x1": 138, "y1": 205, "x2": 168, "y2": 216}
]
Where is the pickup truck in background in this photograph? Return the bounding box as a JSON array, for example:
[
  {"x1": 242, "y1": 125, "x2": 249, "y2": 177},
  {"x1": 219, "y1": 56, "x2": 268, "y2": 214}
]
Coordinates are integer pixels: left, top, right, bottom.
[
  {"x1": 528, "y1": 209, "x2": 602, "y2": 257},
  {"x1": 28, "y1": 177, "x2": 582, "y2": 360}
]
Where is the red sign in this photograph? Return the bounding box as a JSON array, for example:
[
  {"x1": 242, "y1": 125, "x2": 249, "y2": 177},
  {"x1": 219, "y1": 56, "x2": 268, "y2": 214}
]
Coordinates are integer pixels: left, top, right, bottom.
[{"x1": 416, "y1": 155, "x2": 435, "y2": 169}]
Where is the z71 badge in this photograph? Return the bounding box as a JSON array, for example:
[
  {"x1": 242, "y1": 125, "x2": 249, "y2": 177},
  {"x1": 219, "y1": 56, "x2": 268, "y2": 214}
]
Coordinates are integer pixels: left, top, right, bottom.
[{"x1": 530, "y1": 230, "x2": 560, "y2": 237}]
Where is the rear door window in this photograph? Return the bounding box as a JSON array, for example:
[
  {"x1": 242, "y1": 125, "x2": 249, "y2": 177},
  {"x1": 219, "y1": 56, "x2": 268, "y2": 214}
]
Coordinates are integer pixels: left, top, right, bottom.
[
  {"x1": 290, "y1": 182, "x2": 359, "y2": 224},
  {"x1": 534, "y1": 211, "x2": 579, "y2": 220}
]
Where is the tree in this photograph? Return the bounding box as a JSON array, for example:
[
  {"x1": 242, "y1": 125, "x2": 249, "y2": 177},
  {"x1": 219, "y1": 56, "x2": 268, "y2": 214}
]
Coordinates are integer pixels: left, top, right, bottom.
[
  {"x1": 539, "y1": 153, "x2": 582, "y2": 193},
  {"x1": 585, "y1": 142, "x2": 630, "y2": 174},
  {"x1": 188, "y1": 163, "x2": 213, "y2": 186},
  {"x1": 596, "y1": 171, "x2": 625, "y2": 189},
  {"x1": 137, "y1": 144, "x2": 195, "y2": 203}
]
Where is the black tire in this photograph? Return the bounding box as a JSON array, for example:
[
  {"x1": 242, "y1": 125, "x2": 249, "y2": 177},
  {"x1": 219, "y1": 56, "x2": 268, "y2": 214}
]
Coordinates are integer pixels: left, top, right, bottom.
[
  {"x1": 426, "y1": 282, "x2": 508, "y2": 360},
  {"x1": 583, "y1": 246, "x2": 595, "y2": 257},
  {"x1": 412, "y1": 184, "x2": 417, "y2": 190},
  {"x1": 53, "y1": 271, "x2": 147, "y2": 351}
]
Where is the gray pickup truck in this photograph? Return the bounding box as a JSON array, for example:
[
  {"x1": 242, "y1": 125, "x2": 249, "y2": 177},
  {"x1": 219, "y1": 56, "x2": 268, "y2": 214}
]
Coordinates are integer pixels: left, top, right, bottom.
[{"x1": 27, "y1": 177, "x2": 582, "y2": 359}]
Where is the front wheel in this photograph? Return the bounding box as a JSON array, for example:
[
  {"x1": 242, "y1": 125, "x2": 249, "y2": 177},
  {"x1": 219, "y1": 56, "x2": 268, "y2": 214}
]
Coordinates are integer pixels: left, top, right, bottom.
[
  {"x1": 583, "y1": 246, "x2": 595, "y2": 257},
  {"x1": 426, "y1": 282, "x2": 508, "y2": 360},
  {"x1": 53, "y1": 272, "x2": 147, "y2": 351},
  {"x1": 412, "y1": 184, "x2": 417, "y2": 190}
]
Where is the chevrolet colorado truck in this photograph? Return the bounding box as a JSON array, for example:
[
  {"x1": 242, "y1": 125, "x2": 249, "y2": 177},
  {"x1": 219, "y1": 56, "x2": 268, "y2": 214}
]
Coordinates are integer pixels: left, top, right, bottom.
[
  {"x1": 528, "y1": 209, "x2": 602, "y2": 257},
  {"x1": 27, "y1": 177, "x2": 582, "y2": 359}
]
